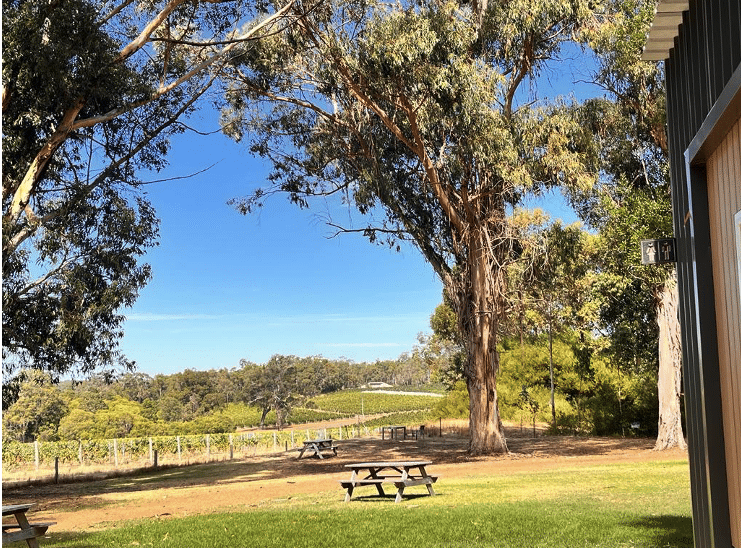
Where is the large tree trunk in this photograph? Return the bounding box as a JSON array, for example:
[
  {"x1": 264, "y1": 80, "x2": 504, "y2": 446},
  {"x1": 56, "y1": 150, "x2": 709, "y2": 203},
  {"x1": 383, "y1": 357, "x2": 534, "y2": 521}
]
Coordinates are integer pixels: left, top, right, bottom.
[
  {"x1": 654, "y1": 272, "x2": 686, "y2": 450},
  {"x1": 451, "y1": 224, "x2": 509, "y2": 456},
  {"x1": 465, "y1": 346, "x2": 508, "y2": 455}
]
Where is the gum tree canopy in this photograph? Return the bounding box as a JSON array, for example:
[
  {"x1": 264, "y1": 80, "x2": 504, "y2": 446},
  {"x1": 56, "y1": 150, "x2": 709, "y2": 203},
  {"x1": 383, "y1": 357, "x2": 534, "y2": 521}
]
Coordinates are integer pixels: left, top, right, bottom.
[
  {"x1": 2, "y1": 0, "x2": 300, "y2": 406},
  {"x1": 222, "y1": 0, "x2": 597, "y2": 453}
]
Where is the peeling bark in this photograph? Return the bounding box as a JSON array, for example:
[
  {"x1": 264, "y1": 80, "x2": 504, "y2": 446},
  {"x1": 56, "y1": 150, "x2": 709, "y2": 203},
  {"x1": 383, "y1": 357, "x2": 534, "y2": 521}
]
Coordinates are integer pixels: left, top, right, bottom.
[
  {"x1": 654, "y1": 271, "x2": 686, "y2": 451},
  {"x1": 450, "y1": 223, "x2": 509, "y2": 455}
]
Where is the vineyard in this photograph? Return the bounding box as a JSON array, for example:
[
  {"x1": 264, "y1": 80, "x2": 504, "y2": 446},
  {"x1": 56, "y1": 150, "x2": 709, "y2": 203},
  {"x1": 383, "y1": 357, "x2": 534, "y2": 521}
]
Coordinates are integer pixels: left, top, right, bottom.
[
  {"x1": 307, "y1": 389, "x2": 442, "y2": 415},
  {"x1": 2, "y1": 426, "x2": 373, "y2": 471},
  {"x1": 2, "y1": 389, "x2": 442, "y2": 474}
]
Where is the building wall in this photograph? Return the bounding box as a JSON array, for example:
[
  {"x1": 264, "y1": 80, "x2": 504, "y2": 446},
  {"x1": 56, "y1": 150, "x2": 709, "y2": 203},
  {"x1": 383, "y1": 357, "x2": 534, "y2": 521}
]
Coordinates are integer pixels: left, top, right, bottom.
[
  {"x1": 663, "y1": 0, "x2": 741, "y2": 546},
  {"x1": 707, "y1": 115, "x2": 741, "y2": 547}
]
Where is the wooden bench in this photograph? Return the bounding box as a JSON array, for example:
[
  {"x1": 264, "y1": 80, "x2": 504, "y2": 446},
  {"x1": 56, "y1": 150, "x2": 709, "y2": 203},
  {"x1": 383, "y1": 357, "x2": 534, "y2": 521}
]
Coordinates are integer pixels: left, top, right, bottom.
[
  {"x1": 392, "y1": 475, "x2": 438, "y2": 503},
  {"x1": 2, "y1": 504, "x2": 55, "y2": 548},
  {"x1": 2, "y1": 523, "x2": 55, "y2": 546},
  {"x1": 393, "y1": 475, "x2": 438, "y2": 488},
  {"x1": 339, "y1": 478, "x2": 387, "y2": 501}
]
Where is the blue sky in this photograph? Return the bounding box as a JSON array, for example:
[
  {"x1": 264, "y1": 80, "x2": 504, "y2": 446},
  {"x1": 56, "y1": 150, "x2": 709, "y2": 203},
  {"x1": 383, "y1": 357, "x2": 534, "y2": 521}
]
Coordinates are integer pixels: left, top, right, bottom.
[
  {"x1": 119, "y1": 48, "x2": 597, "y2": 377},
  {"x1": 122, "y1": 127, "x2": 448, "y2": 375}
]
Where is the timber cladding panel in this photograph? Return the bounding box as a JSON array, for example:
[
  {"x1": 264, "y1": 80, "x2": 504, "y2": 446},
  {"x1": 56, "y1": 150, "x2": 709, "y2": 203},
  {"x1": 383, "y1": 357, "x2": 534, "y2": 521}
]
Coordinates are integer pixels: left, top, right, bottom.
[{"x1": 707, "y1": 114, "x2": 741, "y2": 547}]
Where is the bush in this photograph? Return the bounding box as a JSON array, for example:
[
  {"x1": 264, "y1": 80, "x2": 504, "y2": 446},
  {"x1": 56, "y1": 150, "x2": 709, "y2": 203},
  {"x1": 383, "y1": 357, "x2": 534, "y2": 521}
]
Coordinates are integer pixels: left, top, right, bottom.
[{"x1": 433, "y1": 381, "x2": 469, "y2": 418}]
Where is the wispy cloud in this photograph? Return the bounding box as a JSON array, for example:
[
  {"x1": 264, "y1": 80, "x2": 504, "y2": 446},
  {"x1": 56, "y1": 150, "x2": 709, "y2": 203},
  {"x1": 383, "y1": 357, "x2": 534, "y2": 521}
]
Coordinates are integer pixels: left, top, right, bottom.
[
  {"x1": 126, "y1": 313, "x2": 223, "y2": 321},
  {"x1": 126, "y1": 311, "x2": 425, "y2": 327},
  {"x1": 266, "y1": 314, "x2": 422, "y2": 326}
]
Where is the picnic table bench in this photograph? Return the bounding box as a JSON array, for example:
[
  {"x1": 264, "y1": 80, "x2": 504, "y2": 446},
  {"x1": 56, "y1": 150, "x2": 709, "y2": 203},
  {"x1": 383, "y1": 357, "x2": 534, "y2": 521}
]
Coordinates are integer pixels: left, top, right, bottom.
[
  {"x1": 2, "y1": 504, "x2": 54, "y2": 547},
  {"x1": 296, "y1": 438, "x2": 338, "y2": 459},
  {"x1": 339, "y1": 461, "x2": 438, "y2": 503}
]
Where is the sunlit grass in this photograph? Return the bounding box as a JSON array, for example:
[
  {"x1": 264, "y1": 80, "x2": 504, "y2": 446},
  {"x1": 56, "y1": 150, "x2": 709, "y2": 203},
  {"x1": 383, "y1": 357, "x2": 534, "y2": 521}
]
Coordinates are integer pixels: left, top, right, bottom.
[{"x1": 45, "y1": 460, "x2": 692, "y2": 548}]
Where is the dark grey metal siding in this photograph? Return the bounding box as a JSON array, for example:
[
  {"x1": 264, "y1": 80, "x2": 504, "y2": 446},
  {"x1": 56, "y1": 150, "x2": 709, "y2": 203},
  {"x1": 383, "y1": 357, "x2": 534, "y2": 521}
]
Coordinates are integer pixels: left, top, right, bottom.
[{"x1": 664, "y1": 0, "x2": 740, "y2": 547}]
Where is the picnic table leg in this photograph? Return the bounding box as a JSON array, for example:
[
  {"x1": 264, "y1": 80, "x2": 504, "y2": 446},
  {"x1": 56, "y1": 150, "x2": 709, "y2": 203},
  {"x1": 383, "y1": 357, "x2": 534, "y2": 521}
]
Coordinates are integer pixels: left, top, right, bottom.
[
  {"x1": 368, "y1": 468, "x2": 386, "y2": 497},
  {"x1": 421, "y1": 467, "x2": 436, "y2": 496},
  {"x1": 344, "y1": 470, "x2": 358, "y2": 502},
  {"x1": 344, "y1": 484, "x2": 354, "y2": 503},
  {"x1": 14, "y1": 512, "x2": 41, "y2": 548},
  {"x1": 394, "y1": 467, "x2": 409, "y2": 503}
]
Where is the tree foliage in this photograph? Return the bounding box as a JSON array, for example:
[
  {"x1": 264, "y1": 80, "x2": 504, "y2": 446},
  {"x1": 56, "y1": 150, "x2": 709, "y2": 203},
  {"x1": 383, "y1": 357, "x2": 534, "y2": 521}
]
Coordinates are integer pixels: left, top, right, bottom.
[
  {"x1": 1, "y1": 0, "x2": 301, "y2": 404},
  {"x1": 2, "y1": 371, "x2": 68, "y2": 441},
  {"x1": 574, "y1": 0, "x2": 684, "y2": 449},
  {"x1": 222, "y1": 0, "x2": 599, "y2": 453},
  {"x1": 240, "y1": 355, "x2": 300, "y2": 429}
]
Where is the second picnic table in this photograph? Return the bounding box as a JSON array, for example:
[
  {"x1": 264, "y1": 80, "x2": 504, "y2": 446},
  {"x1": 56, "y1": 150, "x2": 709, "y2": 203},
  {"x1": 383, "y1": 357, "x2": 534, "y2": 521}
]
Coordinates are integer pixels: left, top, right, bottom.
[
  {"x1": 340, "y1": 461, "x2": 438, "y2": 503},
  {"x1": 381, "y1": 425, "x2": 406, "y2": 440},
  {"x1": 296, "y1": 438, "x2": 338, "y2": 459}
]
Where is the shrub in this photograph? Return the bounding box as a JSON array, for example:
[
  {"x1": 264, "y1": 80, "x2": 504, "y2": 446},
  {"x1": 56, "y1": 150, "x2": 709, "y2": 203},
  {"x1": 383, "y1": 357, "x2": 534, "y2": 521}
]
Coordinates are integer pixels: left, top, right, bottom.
[{"x1": 433, "y1": 381, "x2": 469, "y2": 418}]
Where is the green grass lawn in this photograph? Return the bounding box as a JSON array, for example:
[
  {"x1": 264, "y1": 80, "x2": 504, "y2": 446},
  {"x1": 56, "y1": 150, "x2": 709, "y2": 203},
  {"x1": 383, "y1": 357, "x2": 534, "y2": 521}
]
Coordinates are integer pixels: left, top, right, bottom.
[{"x1": 44, "y1": 460, "x2": 692, "y2": 548}]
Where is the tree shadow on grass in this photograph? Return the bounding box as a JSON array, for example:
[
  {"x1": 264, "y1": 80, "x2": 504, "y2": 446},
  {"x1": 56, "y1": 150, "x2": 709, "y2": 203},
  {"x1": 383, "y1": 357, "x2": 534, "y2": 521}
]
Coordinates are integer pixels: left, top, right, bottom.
[
  {"x1": 2, "y1": 429, "x2": 680, "y2": 517},
  {"x1": 624, "y1": 515, "x2": 693, "y2": 548}
]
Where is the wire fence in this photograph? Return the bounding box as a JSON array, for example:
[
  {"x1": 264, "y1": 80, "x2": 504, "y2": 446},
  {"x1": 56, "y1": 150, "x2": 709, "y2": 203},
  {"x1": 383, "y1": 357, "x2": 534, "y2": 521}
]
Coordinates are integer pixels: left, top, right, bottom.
[{"x1": 2, "y1": 424, "x2": 373, "y2": 476}]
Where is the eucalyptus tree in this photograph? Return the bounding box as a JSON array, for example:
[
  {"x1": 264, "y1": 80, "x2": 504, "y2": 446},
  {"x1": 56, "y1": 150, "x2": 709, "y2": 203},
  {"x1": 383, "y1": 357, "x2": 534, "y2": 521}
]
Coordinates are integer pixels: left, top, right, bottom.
[
  {"x1": 222, "y1": 0, "x2": 598, "y2": 453},
  {"x1": 2, "y1": 0, "x2": 300, "y2": 399},
  {"x1": 576, "y1": 0, "x2": 684, "y2": 450},
  {"x1": 239, "y1": 355, "x2": 299, "y2": 429},
  {"x1": 509, "y1": 212, "x2": 599, "y2": 424}
]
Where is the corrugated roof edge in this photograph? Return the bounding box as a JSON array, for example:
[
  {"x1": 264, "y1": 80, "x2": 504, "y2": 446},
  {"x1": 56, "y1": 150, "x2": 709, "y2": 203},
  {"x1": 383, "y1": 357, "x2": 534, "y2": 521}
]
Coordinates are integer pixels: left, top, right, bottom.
[{"x1": 642, "y1": 0, "x2": 690, "y2": 61}]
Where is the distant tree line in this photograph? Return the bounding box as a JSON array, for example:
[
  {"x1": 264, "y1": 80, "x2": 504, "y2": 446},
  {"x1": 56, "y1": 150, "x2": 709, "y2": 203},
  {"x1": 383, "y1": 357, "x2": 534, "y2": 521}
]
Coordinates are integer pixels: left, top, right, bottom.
[{"x1": 2, "y1": 352, "x2": 442, "y2": 443}]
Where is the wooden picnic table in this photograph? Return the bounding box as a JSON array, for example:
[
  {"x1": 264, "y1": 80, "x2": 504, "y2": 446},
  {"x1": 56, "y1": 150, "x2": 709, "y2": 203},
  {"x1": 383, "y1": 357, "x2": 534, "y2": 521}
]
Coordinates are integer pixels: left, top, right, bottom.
[
  {"x1": 2, "y1": 504, "x2": 54, "y2": 547},
  {"x1": 296, "y1": 438, "x2": 338, "y2": 459},
  {"x1": 339, "y1": 461, "x2": 438, "y2": 503},
  {"x1": 381, "y1": 425, "x2": 406, "y2": 440}
]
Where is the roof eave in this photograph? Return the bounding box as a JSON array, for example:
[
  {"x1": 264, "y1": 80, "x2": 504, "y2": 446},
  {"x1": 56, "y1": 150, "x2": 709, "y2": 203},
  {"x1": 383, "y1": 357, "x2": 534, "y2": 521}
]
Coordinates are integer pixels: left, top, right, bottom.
[{"x1": 642, "y1": 0, "x2": 690, "y2": 61}]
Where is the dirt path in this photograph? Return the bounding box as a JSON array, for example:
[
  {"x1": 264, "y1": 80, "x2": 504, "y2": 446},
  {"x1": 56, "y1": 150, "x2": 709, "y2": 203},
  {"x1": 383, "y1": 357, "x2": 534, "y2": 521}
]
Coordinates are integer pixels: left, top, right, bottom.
[{"x1": 2, "y1": 429, "x2": 687, "y2": 532}]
